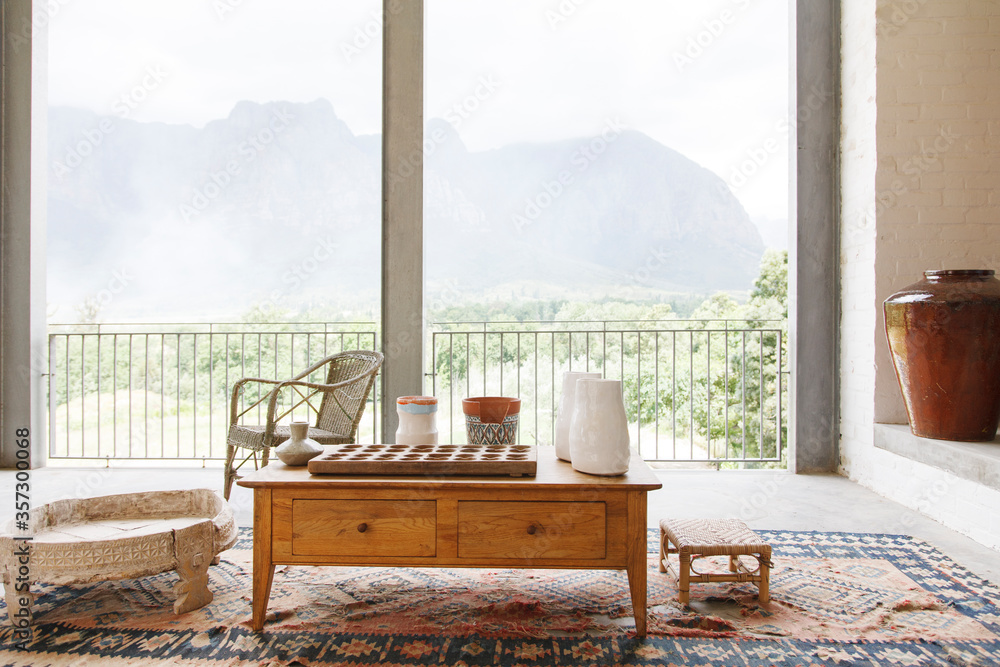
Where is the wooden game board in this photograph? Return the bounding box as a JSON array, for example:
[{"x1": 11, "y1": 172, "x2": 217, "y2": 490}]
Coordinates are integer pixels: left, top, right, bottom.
[{"x1": 306, "y1": 443, "x2": 537, "y2": 477}]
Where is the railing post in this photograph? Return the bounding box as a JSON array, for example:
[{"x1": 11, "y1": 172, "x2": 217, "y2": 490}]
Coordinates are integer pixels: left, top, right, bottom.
[{"x1": 48, "y1": 335, "x2": 57, "y2": 459}]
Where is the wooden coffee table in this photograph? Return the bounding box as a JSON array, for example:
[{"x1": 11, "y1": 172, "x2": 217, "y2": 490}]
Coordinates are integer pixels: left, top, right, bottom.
[{"x1": 237, "y1": 447, "x2": 662, "y2": 636}]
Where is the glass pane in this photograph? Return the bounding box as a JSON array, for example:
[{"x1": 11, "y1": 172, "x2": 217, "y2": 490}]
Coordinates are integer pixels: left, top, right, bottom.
[
  {"x1": 47, "y1": 0, "x2": 382, "y2": 323},
  {"x1": 425, "y1": 0, "x2": 789, "y2": 304},
  {"x1": 424, "y1": 1, "x2": 791, "y2": 461}
]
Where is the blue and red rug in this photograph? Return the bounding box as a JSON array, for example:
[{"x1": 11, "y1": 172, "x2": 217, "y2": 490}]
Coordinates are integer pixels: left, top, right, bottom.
[{"x1": 1, "y1": 529, "x2": 999, "y2": 666}]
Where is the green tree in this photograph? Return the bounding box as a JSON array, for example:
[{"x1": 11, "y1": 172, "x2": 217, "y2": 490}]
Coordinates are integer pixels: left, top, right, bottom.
[
  {"x1": 683, "y1": 250, "x2": 788, "y2": 466},
  {"x1": 751, "y1": 249, "x2": 788, "y2": 306}
]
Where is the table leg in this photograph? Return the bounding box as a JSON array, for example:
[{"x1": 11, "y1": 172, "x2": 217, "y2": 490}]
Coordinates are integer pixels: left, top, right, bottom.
[
  {"x1": 626, "y1": 559, "x2": 647, "y2": 637},
  {"x1": 252, "y1": 489, "x2": 274, "y2": 632},
  {"x1": 626, "y1": 491, "x2": 648, "y2": 638},
  {"x1": 252, "y1": 563, "x2": 275, "y2": 632}
]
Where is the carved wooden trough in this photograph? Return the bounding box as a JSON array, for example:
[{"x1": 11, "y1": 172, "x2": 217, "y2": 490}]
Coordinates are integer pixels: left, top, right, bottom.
[{"x1": 1, "y1": 488, "x2": 237, "y2": 624}]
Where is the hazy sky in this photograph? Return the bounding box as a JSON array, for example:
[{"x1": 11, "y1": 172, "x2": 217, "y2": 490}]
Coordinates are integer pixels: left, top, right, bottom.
[{"x1": 47, "y1": 0, "x2": 789, "y2": 220}]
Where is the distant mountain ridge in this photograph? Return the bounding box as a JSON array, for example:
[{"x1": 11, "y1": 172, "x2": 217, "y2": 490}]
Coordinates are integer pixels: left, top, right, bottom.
[{"x1": 47, "y1": 100, "x2": 764, "y2": 321}]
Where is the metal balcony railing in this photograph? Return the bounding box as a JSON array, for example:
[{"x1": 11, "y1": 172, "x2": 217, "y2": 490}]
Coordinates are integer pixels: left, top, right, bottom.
[
  {"x1": 47, "y1": 319, "x2": 787, "y2": 468},
  {"x1": 47, "y1": 323, "x2": 379, "y2": 462},
  {"x1": 429, "y1": 320, "x2": 787, "y2": 467}
]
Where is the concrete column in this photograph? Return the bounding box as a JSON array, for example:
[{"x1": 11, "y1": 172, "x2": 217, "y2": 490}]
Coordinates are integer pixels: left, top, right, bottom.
[
  {"x1": 1, "y1": 0, "x2": 48, "y2": 468},
  {"x1": 789, "y1": 0, "x2": 839, "y2": 472},
  {"x1": 380, "y1": 0, "x2": 424, "y2": 443}
]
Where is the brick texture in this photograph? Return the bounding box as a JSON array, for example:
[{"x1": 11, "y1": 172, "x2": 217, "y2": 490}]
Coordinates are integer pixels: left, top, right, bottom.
[
  {"x1": 840, "y1": 0, "x2": 1000, "y2": 551},
  {"x1": 873, "y1": 0, "x2": 1000, "y2": 423}
]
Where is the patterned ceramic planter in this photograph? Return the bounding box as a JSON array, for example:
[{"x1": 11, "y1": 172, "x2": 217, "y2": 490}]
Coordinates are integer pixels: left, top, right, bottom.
[{"x1": 462, "y1": 397, "x2": 520, "y2": 445}]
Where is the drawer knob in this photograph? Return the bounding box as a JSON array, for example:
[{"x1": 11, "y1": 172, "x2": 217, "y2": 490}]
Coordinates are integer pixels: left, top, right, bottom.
[
  {"x1": 527, "y1": 524, "x2": 538, "y2": 535},
  {"x1": 357, "y1": 523, "x2": 368, "y2": 533}
]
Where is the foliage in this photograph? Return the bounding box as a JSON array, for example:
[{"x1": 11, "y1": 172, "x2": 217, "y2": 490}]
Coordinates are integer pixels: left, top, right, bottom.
[
  {"x1": 48, "y1": 320, "x2": 380, "y2": 459},
  {"x1": 427, "y1": 251, "x2": 789, "y2": 467},
  {"x1": 751, "y1": 250, "x2": 788, "y2": 309},
  {"x1": 49, "y1": 254, "x2": 788, "y2": 466}
]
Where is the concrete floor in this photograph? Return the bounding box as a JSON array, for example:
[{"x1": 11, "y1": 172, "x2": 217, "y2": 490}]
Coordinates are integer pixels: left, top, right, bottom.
[{"x1": 2, "y1": 463, "x2": 998, "y2": 587}]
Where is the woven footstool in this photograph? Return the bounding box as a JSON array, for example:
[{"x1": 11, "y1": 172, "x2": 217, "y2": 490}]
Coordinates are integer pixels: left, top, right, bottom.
[{"x1": 658, "y1": 518, "x2": 772, "y2": 605}]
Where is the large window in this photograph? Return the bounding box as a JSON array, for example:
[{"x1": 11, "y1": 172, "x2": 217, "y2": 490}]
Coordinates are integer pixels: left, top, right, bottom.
[
  {"x1": 47, "y1": 0, "x2": 382, "y2": 323},
  {"x1": 43, "y1": 1, "x2": 386, "y2": 458},
  {"x1": 35, "y1": 1, "x2": 802, "y2": 464},
  {"x1": 424, "y1": 0, "x2": 789, "y2": 310},
  {"x1": 422, "y1": 1, "x2": 792, "y2": 461},
  {"x1": 47, "y1": 0, "x2": 789, "y2": 323}
]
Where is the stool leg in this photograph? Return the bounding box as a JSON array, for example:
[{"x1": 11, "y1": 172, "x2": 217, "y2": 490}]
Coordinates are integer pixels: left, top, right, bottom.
[
  {"x1": 758, "y1": 555, "x2": 770, "y2": 604},
  {"x1": 729, "y1": 555, "x2": 737, "y2": 572},
  {"x1": 658, "y1": 530, "x2": 667, "y2": 573},
  {"x1": 678, "y1": 549, "x2": 690, "y2": 605}
]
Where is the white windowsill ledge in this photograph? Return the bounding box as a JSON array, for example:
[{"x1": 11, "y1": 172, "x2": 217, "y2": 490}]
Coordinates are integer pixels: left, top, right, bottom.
[{"x1": 874, "y1": 423, "x2": 1000, "y2": 492}]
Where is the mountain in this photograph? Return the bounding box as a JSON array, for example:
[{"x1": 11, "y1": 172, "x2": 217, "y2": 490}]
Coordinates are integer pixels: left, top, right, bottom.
[
  {"x1": 46, "y1": 100, "x2": 764, "y2": 321},
  {"x1": 752, "y1": 215, "x2": 790, "y2": 251}
]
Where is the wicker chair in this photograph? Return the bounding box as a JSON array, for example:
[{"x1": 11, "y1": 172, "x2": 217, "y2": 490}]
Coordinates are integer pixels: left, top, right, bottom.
[{"x1": 223, "y1": 350, "x2": 384, "y2": 499}]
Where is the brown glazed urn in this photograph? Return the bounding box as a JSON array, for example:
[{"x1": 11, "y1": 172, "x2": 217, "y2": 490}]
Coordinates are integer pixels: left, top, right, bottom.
[{"x1": 884, "y1": 269, "x2": 1000, "y2": 441}]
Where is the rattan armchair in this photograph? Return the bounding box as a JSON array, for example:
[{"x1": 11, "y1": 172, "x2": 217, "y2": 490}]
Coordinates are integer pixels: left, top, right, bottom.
[{"x1": 223, "y1": 350, "x2": 383, "y2": 499}]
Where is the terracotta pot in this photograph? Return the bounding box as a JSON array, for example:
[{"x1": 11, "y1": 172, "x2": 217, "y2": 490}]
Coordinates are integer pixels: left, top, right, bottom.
[
  {"x1": 462, "y1": 397, "x2": 520, "y2": 445},
  {"x1": 884, "y1": 269, "x2": 1000, "y2": 441}
]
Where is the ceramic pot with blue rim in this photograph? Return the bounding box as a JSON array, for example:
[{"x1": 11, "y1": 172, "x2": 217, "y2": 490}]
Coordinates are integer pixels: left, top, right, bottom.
[{"x1": 395, "y1": 396, "x2": 439, "y2": 445}]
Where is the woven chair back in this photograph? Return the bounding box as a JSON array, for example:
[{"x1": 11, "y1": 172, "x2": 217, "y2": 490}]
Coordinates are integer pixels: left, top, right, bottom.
[{"x1": 315, "y1": 350, "x2": 383, "y2": 438}]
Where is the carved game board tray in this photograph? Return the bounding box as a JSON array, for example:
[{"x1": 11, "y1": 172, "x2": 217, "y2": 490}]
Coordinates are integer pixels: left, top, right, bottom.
[{"x1": 306, "y1": 443, "x2": 536, "y2": 477}]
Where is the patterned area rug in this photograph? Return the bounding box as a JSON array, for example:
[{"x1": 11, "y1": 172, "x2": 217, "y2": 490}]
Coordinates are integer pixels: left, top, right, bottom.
[{"x1": 1, "y1": 529, "x2": 999, "y2": 666}]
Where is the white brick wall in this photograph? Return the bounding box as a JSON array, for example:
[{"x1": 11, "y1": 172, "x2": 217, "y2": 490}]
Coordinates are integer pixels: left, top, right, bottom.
[
  {"x1": 873, "y1": 0, "x2": 1000, "y2": 424},
  {"x1": 840, "y1": 0, "x2": 879, "y2": 477},
  {"x1": 840, "y1": 0, "x2": 1000, "y2": 551}
]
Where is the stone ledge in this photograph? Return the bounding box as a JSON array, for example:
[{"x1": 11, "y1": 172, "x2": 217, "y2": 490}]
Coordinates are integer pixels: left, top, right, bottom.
[{"x1": 874, "y1": 423, "x2": 1000, "y2": 492}]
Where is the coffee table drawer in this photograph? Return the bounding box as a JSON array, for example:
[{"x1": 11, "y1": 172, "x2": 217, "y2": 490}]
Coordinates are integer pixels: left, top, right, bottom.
[
  {"x1": 457, "y1": 501, "x2": 606, "y2": 559},
  {"x1": 290, "y1": 499, "x2": 436, "y2": 557}
]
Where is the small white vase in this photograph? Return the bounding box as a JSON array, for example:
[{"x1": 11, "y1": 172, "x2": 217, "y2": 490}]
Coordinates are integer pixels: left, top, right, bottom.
[
  {"x1": 568, "y1": 379, "x2": 631, "y2": 476},
  {"x1": 275, "y1": 421, "x2": 323, "y2": 466},
  {"x1": 396, "y1": 396, "x2": 439, "y2": 445},
  {"x1": 554, "y1": 371, "x2": 601, "y2": 462}
]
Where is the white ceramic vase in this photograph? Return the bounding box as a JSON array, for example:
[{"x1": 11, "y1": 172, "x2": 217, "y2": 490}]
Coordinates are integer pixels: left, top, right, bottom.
[
  {"x1": 396, "y1": 396, "x2": 439, "y2": 445},
  {"x1": 568, "y1": 379, "x2": 630, "y2": 476},
  {"x1": 275, "y1": 421, "x2": 324, "y2": 466},
  {"x1": 554, "y1": 371, "x2": 601, "y2": 462}
]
